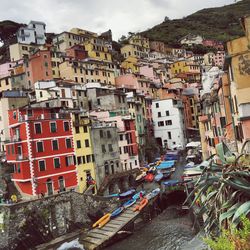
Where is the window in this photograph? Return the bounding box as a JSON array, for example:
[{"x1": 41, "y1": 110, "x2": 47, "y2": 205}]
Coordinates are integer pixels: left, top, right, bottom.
[
  {"x1": 165, "y1": 120, "x2": 172, "y2": 126},
  {"x1": 17, "y1": 163, "x2": 21, "y2": 173},
  {"x1": 35, "y1": 123, "x2": 42, "y2": 134},
  {"x1": 76, "y1": 140, "x2": 81, "y2": 148},
  {"x1": 158, "y1": 112, "x2": 161, "y2": 117},
  {"x1": 158, "y1": 121, "x2": 164, "y2": 127},
  {"x1": 86, "y1": 155, "x2": 91, "y2": 163},
  {"x1": 135, "y1": 160, "x2": 137, "y2": 166},
  {"x1": 50, "y1": 122, "x2": 57, "y2": 133},
  {"x1": 83, "y1": 126, "x2": 88, "y2": 133},
  {"x1": 168, "y1": 131, "x2": 172, "y2": 139},
  {"x1": 102, "y1": 145, "x2": 106, "y2": 153},
  {"x1": 27, "y1": 109, "x2": 33, "y2": 117},
  {"x1": 64, "y1": 121, "x2": 69, "y2": 131},
  {"x1": 166, "y1": 111, "x2": 169, "y2": 116},
  {"x1": 92, "y1": 154, "x2": 95, "y2": 162},
  {"x1": 75, "y1": 126, "x2": 80, "y2": 134},
  {"x1": 77, "y1": 156, "x2": 82, "y2": 165},
  {"x1": 82, "y1": 156, "x2": 86, "y2": 164},
  {"x1": 107, "y1": 130, "x2": 112, "y2": 138},
  {"x1": 65, "y1": 156, "x2": 74, "y2": 166},
  {"x1": 66, "y1": 138, "x2": 72, "y2": 148},
  {"x1": 97, "y1": 99, "x2": 101, "y2": 105},
  {"x1": 100, "y1": 130, "x2": 104, "y2": 138},
  {"x1": 52, "y1": 140, "x2": 59, "y2": 150},
  {"x1": 54, "y1": 158, "x2": 60, "y2": 168},
  {"x1": 37, "y1": 141, "x2": 44, "y2": 152},
  {"x1": 119, "y1": 134, "x2": 123, "y2": 141},
  {"x1": 39, "y1": 160, "x2": 46, "y2": 171},
  {"x1": 85, "y1": 139, "x2": 90, "y2": 147},
  {"x1": 108, "y1": 144, "x2": 113, "y2": 152}
]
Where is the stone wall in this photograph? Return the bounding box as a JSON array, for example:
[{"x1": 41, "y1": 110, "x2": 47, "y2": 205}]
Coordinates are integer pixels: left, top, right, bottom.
[{"x1": 0, "y1": 191, "x2": 118, "y2": 250}]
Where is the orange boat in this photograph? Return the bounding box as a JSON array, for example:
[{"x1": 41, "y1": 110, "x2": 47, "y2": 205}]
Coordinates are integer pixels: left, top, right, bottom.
[
  {"x1": 133, "y1": 198, "x2": 148, "y2": 212},
  {"x1": 92, "y1": 213, "x2": 111, "y2": 228}
]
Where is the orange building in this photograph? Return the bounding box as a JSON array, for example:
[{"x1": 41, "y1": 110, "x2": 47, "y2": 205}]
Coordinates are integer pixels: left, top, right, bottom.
[{"x1": 26, "y1": 47, "x2": 53, "y2": 85}]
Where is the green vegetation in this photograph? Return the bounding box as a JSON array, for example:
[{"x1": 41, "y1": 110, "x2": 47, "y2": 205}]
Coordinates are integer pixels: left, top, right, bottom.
[
  {"x1": 186, "y1": 140, "x2": 250, "y2": 249},
  {"x1": 204, "y1": 217, "x2": 250, "y2": 250},
  {"x1": 141, "y1": 0, "x2": 250, "y2": 46}
]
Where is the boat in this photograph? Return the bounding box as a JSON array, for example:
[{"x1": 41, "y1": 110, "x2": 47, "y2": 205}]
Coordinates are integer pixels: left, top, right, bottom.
[
  {"x1": 162, "y1": 170, "x2": 172, "y2": 179},
  {"x1": 123, "y1": 198, "x2": 136, "y2": 208},
  {"x1": 111, "y1": 207, "x2": 124, "y2": 218},
  {"x1": 135, "y1": 172, "x2": 146, "y2": 182},
  {"x1": 154, "y1": 172, "x2": 163, "y2": 182},
  {"x1": 92, "y1": 213, "x2": 111, "y2": 228},
  {"x1": 133, "y1": 198, "x2": 148, "y2": 212},
  {"x1": 132, "y1": 190, "x2": 146, "y2": 200},
  {"x1": 104, "y1": 193, "x2": 119, "y2": 198},
  {"x1": 145, "y1": 188, "x2": 160, "y2": 199},
  {"x1": 145, "y1": 173, "x2": 154, "y2": 182},
  {"x1": 157, "y1": 161, "x2": 175, "y2": 170},
  {"x1": 163, "y1": 180, "x2": 180, "y2": 187},
  {"x1": 148, "y1": 166, "x2": 156, "y2": 174},
  {"x1": 119, "y1": 189, "x2": 136, "y2": 198}
]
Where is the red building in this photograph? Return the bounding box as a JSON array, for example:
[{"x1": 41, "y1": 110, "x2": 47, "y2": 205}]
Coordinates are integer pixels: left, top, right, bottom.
[
  {"x1": 124, "y1": 118, "x2": 138, "y2": 156},
  {"x1": 6, "y1": 107, "x2": 77, "y2": 198}
]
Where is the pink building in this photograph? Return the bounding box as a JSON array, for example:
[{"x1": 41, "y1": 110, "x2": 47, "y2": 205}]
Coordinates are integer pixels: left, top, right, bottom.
[
  {"x1": 115, "y1": 74, "x2": 139, "y2": 90},
  {"x1": 0, "y1": 61, "x2": 20, "y2": 78},
  {"x1": 212, "y1": 51, "x2": 225, "y2": 68}
]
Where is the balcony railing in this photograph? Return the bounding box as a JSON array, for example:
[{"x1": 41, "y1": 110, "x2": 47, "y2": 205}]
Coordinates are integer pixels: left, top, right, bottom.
[
  {"x1": 18, "y1": 113, "x2": 71, "y2": 122},
  {"x1": 73, "y1": 119, "x2": 90, "y2": 127},
  {"x1": 5, "y1": 135, "x2": 21, "y2": 143}
]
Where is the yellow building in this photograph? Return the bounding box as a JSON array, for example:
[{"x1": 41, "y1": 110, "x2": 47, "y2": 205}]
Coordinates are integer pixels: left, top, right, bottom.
[
  {"x1": 129, "y1": 34, "x2": 150, "y2": 49},
  {"x1": 72, "y1": 113, "x2": 96, "y2": 193},
  {"x1": 121, "y1": 56, "x2": 139, "y2": 73},
  {"x1": 121, "y1": 44, "x2": 149, "y2": 59},
  {"x1": 59, "y1": 58, "x2": 116, "y2": 85},
  {"x1": 170, "y1": 60, "x2": 186, "y2": 75},
  {"x1": 226, "y1": 15, "x2": 250, "y2": 152},
  {"x1": 9, "y1": 43, "x2": 39, "y2": 61},
  {"x1": 83, "y1": 38, "x2": 112, "y2": 62}
]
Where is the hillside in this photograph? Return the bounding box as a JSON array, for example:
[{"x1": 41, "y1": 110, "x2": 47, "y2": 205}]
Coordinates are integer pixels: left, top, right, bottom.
[{"x1": 141, "y1": 0, "x2": 250, "y2": 47}]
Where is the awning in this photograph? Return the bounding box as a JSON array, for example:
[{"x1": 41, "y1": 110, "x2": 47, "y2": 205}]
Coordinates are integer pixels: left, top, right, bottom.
[{"x1": 186, "y1": 141, "x2": 201, "y2": 148}]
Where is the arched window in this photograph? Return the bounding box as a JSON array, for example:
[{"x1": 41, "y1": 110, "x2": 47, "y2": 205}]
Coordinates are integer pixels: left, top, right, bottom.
[
  {"x1": 46, "y1": 178, "x2": 53, "y2": 195},
  {"x1": 58, "y1": 176, "x2": 65, "y2": 192},
  {"x1": 104, "y1": 161, "x2": 109, "y2": 176}
]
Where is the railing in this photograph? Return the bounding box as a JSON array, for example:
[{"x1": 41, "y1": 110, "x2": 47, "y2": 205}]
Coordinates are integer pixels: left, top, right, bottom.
[
  {"x1": 16, "y1": 154, "x2": 29, "y2": 161},
  {"x1": 5, "y1": 136, "x2": 21, "y2": 143},
  {"x1": 73, "y1": 119, "x2": 90, "y2": 127},
  {"x1": 18, "y1": 113, "x2": 71, "y2": 122}
]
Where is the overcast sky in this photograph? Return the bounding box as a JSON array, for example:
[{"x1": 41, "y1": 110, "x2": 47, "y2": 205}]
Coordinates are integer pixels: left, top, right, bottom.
[{"x1": 1, "y1": 0, "x2": 235, "y2": 40}]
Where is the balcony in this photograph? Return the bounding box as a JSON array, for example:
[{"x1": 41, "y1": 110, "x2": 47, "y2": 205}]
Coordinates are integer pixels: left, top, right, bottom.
[
  {"x1": 5, "y1": 135, "x2": 21, "y2": 143},
  {"x1": 16, "y1": 154, "x2": 29, "y2": 161},
  {"x1": 73, "y1": 119, "x2": 90, "y2": 127},
  {"x1": 18, "y1": 113, "x2": 71, "y2": 122}
]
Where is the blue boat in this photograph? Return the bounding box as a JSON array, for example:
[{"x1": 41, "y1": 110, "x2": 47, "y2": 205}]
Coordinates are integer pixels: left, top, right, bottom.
[
  {"x1": 163, "y1": 180, "x2": 180, "y2": 187},
  {"x1": 111, "y1": 207, "x2": 124, "y2": 218},
  {"x1": 145, "y1": 188, "x2": 160, "y2": 199},
  {"x1": 154, "y1": 172, "x2": 163, "y2": 182},
  {"x1": 132, "y1": 190, "x2": 145, "y2": 200},
  {"x1": 104, "y1": 193, "x2": 119, "y2": 198},
  {"x1": 123, "y1": 198, "x2": 136, "y2": 208},
  {"x1": 119, "y1": 189, "x2": 136, "y2": 198},
  {"x1": 157, "y1": 161, "x2": 175, "y2": 170}
]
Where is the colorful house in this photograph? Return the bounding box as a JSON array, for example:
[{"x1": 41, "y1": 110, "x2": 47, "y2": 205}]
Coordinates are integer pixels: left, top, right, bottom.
[{"x1": 5, "y1": 107, "x2": 77, "y2": 198}]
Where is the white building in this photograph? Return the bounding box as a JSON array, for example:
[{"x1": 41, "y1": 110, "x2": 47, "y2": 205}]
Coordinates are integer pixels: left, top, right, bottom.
[
  {"x1": 152, "y1": 98, "x2": 186, "y2": 149},
  {"x1": 17, "y1": 21, "x2": 46, "y2": 45},
  {"x1": 180, "y1": 34, "x2": 203, "y2": 46}
]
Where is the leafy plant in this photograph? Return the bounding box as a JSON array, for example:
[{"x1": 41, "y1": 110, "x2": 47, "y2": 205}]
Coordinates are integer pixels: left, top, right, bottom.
[{"x1": 204, "y1": 216, "x2": 250, "y2": 250}]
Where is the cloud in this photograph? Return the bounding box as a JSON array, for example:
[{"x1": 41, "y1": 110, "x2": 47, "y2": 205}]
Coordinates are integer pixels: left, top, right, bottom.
[{"x1": 0, "y1": 0, "x2": 235, "y2": 40}]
